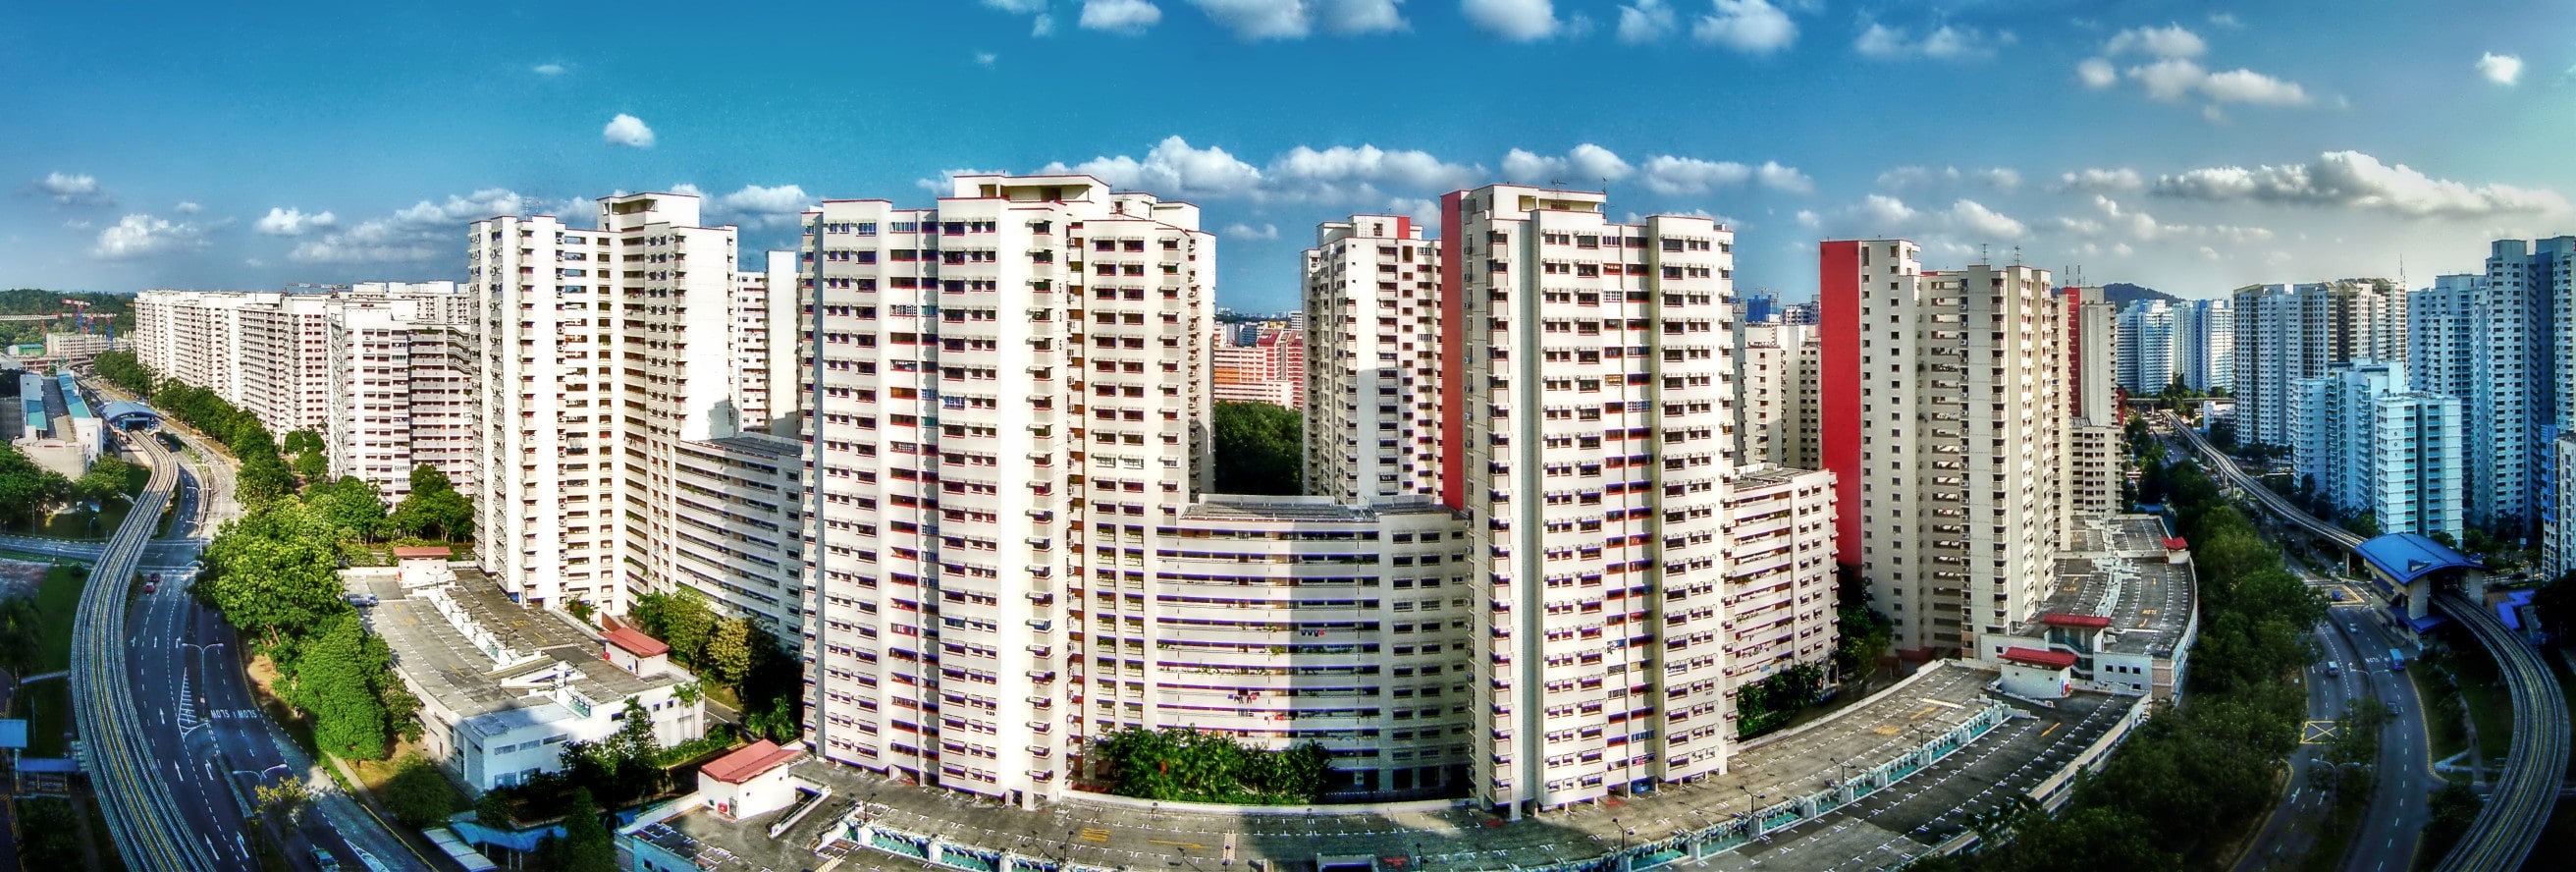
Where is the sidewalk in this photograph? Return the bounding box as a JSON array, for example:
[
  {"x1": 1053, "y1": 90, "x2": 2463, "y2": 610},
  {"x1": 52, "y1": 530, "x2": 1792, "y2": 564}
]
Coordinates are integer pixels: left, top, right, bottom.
[{"x1": 257, "y1": 715, "x2": 448, "y2": 871}]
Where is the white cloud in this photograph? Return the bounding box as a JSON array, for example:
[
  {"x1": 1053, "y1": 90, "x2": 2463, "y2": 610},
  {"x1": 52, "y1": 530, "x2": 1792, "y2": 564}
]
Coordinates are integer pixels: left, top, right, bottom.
[
  {"x1": 2104, "y1": 24, "x2": 2204, "y2": 59},
  {"x1": 1081, "y1": 0, "x2": 1163, "y2": 32},
  {"x1": 255, "y1": 207, "x2": 339, "y2": 236},
  {"x1": 1222, "y1": 222, "x2": 1280, "y2": 240},
  {"x1": 1320, "y1": 0, "x2": 1408, "y2": 33},
  {"x1": 2057, "y1": 168, "x2": 2144, "y2": 192},
  {"x1": 292, "y1": 188, "x2": 529, "y2": 263},
  {"x1": 2478, "y1": 53, "x2": 2523, "y2": 85},
  {"x1": 2197, "y1": 68, "x2": 2310, "y2": 105},
  {"x1": 1502, "y1": 144, "x2": 1634, "y2": 184},
  {"x1": 174, "y1": 201, "x2": 203, "y2": 214},
  {"x1": 1034, "y1": 14, "x2": 1056, "y2": 34},
  {"x1": 533, "y1": 62, "x2": 565, "y2": 76},
  {"x1": 1387, "y1": 196, "x2": 1441, "y2": 227},
  {"x1": 1636, "y1": 155, "x2": 1809, "y2": 194},
  {"x1": 93, "y1": 214, "x2": 211, "y2": 259},
  {"x1": 1462, "y1": 0, "x2": 1556, "y2": 41},
  {"x1": 2075, "y1": 57, "x2": 2118, "y2": 88},
  {"x1": 1852, "y1": 194, "x2": 1917, "y2": 229},
  {"x1": 1979, "y1": 168, "x2": 2022, "y2": 190},
  {"x1": 1945, "y1": 199, "x2": 2027, "y2": 240},
  {"x1": 1616, "y1": 0, "x2": 1675, "y2": 43},
  {"x1": 1188, "y1": 0, "x2": 1313, "y2": 38},
  {"x1": 29, "y1": 172, "x2": 110, "y2": 206},
  {"x1": 983, "y1": 0, "x2": 1048, "y2": 11},
  {"x1": 2152, "y1": 150, "x2": 2570, "y2": 218},
  {"x1": 1044, "y1": 136, "x2": 1263, "y2": 197},
  {"x1": 1794, "y1": 209, "x2": 1820, "y2": 229},
  {"x1": 915, "y1": 169, "x2": 1008, "y2": 193},
  {"x1": 1693, "y1": 0, "x2": 1795, "y2": 54},
  {"x1": 1876, "y1": 166, "x2": 2019, "y2": 191},
  {"x1": 1269, "y1": 143, "x2": 1482, "y2": 195},
  {"x1": 1855, "y1": 22, "x2": 2003, "y2": 60},
  {"x1": 603, "y1": 114, "x2": 656, "y2": 148},
  {"x1": 975, "y1": 51, "x2": 998, "y2": 66},
  {"x1": 714, "y1": 184, "x2": 813, "y2": 228}
]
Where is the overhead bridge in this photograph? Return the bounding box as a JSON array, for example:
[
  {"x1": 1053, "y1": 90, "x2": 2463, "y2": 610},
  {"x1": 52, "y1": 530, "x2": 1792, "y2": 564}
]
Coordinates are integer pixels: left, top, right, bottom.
[{"x1": 2163, "y1": 410, "x2": 2565, "y2": 872}]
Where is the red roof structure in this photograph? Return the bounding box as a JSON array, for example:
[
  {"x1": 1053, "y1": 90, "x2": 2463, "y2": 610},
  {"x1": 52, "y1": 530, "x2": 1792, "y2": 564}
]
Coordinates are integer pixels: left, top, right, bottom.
[
  {"x1": 603, "y1": 627, "x2": 671, "y2": 658},
  {"x1": 2000, "y1": 647, "x2": 2079, "y2": 670},
  {"x1": 2165, "y1": 536, "x2": 2188, "y2": 551},
  {"x1": 700, "y1": 740, "x2": 803, "y2": 785},
  {"x1": 2038, "y1": 613, "x2": 2113, "y2": 628}
]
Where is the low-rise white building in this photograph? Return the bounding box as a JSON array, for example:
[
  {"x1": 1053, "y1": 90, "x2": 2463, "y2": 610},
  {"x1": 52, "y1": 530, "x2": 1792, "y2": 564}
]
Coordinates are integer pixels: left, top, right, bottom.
[
  {"x1": 350, "y1": 552, "x2": 704, "y2": 793},
  {"x1": 1979, "y1": 515, "x2": 2197, "y2": 701},
  {"x1": 696, "y1": 740, "x2": 809, "y2": 821}
]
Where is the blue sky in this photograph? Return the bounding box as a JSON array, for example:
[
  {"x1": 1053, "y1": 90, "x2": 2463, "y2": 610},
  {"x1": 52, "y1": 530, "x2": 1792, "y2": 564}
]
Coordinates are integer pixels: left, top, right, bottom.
[{"x1": 6, "y1": 0, "x2": 2572, "y2": 311}]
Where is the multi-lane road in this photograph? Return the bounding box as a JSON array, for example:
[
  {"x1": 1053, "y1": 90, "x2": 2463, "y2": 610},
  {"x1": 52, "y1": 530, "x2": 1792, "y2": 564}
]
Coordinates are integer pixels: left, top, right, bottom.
[
  {"x1": 47, "y1": 389, "x2": 403, "y2": 870},
  {"x1": 2164, "y1": 409, "x2": 2565, "y2": 872}
]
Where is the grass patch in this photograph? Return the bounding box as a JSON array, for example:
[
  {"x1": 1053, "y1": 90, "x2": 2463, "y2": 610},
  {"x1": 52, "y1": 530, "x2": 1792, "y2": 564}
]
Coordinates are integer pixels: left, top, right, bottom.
[
  {"x1": 2410, "y1": 667, "x2": 2471, "y2": 764},
  {"x1": 80, "y1": 795, "x2": 130, "y2": 872},
  {"x1": 2443, "y1": 638, "x2": 2516, "y2": 764},
  {"x1": 35, "y1": 563, "x2": 83, "y2": 671},
  {"x1": 8, "y1": 562, "x2": 88, "y2": 757},
  {"x1": 22, "y1": 681, "x2": 71, "y2": 757}
]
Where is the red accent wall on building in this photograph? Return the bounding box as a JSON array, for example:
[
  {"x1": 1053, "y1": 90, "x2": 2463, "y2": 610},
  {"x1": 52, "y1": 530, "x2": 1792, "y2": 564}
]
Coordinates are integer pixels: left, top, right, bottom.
[
  {"x1": 2065, "y1": 291, "x2": 2083, "y2": 416},
  {"x1": 1438, "y1": 191, "x2": 1467, "y2": 511},
  {"x1": 1819, "y1": 241, "x2": 1864, "y2": 567},
  {"x1": 1395, "y1": 216, "x2": 1412, "y2": 240}
]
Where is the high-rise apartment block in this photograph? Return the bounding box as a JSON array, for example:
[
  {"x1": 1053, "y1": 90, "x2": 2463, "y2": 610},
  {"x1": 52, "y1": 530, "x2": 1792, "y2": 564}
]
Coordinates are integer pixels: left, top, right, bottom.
[
  {"x1": 1820, "y1": 241, "x2": 2064, "y2": 657},
  {"x1": 2414, "y1": 239, "x2": 2574, "y2": 539},
  {"x1": 468, "y1": 193, "x2": 804, "y2": 636},
  {"x1": 1208, "y1": 325, "x2": 1306, "y2": 408},
  {"x1": 2065, "y1": 287, "x2": 2121, "y2": 525},
  {"x1": 2227, "y1": 281, "x2": 2405, "y2": 450},
  {"x1": 1303, "y1": 214, "x2": 1442, "y2": 505},
  {"x1": 1736, "y1": 321, "x2": 1820, "y2": 469},
  {"x1": 2292, "y1": 361, "x2": 2464, "y2": 540},
  {"x1": 134, "y1": 289, "x2": 333, "y2": 437},
  {"x1": 2173, "y1": 298, "x2": 2233, "y2": 393},
  {"x1": 798, "y1": 175, "x2": 1214, "y2": 807},
  {"x1": 1441, "y1": 186, "x2": 1837, "y2": 812},
  {"x1": 325, "y1": 282, "x2": 477, "y2": 499},
  {"x1": 2114, "y1": 299, "x2": 2172, "y2": 395}
]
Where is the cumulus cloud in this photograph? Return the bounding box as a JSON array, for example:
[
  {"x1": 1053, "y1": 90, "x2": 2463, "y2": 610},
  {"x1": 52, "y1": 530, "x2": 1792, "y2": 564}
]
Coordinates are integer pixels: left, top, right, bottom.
[
  {"x1": 1462, "y1": 0, "x2": 1557, "y2": 41},
  {"x1": 1502, "y1": 144, "x2": 1635, "y2": 184},
  {"x1": 2478, "y1": 53, "x2": 2523, "y2": 85},
  {"x1": 1222, "y1": 222, "x2": 1281, "y2": 240},
  {"x1": 1181, "y1": 0, "x2": 1407, "y2": 37},
  {"x1": 975, "y1": 51, "x2": 998, "y2": 66},
  {"x1": 2085, "y1": 195, "x2": 2273, "y2": 244},
  {"x1": 28, "y1": 172, "x2": 111, "y2": 207},
  {"x1": 1945, "y1": 200, "x2": 2027, "y2": 240},
  {"x1": 2104, "y1": 24, "x2": 2204, "y2": 58},
  {"x1": 1852, "y1": 194, "x2": 1917, "y2": 229},
  {"x1": 1638, "y1": 156, "x2": 1809, "y2": 194},
  {"x1": 2075, "y1": 57, "x2": 2117, "y2": 88},
  {"x1": 2057, "y1": 168, "x2": 2146, "y2": 192},
  {"x1": 1693, "y1": 0, "x2": 1796, "y2": 53},
  {"x1": 1268, "y1": 143, "x2": 1482, "y2": 195},
  {"x1": 1081, "y1": 0, "x2": 1163, "y2": 32},
  {"x1": 712, "y1": 184, "x2": 813, "y2": 228},
  {"x1": 603, "y1": 114, "x2": 656, "y2": 148},
  {"x1": 255, "y1": 207, "x2": 339, "y2": 236},
  {"x1": 1045, "y1": 136, "x2": 1267, "y2": 198},
  {"x1": 533, "y1": 62, "x2": 566, "y2": 76},
  {"x1": 1854, "y1": 22, "x2": 2005, "y2": 60},
  {"x1": 292, "y1": 188, "x2": 529, "y2": 263},
  {"x1": 1876, "y1": 166, "x2": 2019, "y2": 191},
  {"x1": 983, "y1": 0, "x2": 1048, "y2": 11},
  {"x1": 1042, "y1": 137, "x2": 1484, "y2": 204},
  {"x1": 93, "y1": 214, "x2": 212, "y2": 259},
  {"x1": 2151, "y1": 150, "x2": 2570, "y2": 218},
  {"x1": 174, "y1": 201, "x2": 204, "y2": 214},
  {"x1": 2196, "y1": 68, "x2": 2311, "y2": 105},
  {"x1": 1615, "y1": 0, "x2": 1675, "y2": 43}
]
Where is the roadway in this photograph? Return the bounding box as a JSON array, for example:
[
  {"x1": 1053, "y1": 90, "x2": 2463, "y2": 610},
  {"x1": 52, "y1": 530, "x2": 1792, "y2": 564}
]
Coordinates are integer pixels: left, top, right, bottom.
[{"x1": 2163, "y1": 410, "x2": 2565, "y2": 872}]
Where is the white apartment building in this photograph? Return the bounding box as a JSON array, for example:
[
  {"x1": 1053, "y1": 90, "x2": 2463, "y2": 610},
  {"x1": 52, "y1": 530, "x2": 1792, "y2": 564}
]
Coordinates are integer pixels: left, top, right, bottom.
[
  {"x1": 2066, "y1": 287, "x2": 2121, "y2": 525},
  {"x1": 135, "y1": 285, "x2": 470, "y2": 447},
  {"x1": 1441, "y1": 185, "x2": 1796, "y2": 812},
  {"x1": 1302, "y1": 214, "x2": 1442, "y2": 505},
  {"x1": 2114, "y1": 299, "x2": 2172, "y2": 395},
  {"x1": 799, "y1": 175, "x2": 1215, "y2": 807},
  {"x1": 1819, "y1": 241, "x2": 2064, "y2": 657},
  {"x1": 325, "y1": 282, "x2": 476, "y2": 499},
  {"x1": 2173, "y1": 298, "x2": 2233, "y2": 393},
  {"x1": 239, "y1": 295, "x2": 337, "y2": 437},
  {"x1": 2293, "y1": 361, "x2": 2464, "y2": 540},
  {"x1": 134, "y1": 290, "x2": 254, "y2": 400},
  {"x1": 467, "y1": 192, "x2": 804, "y2": 635},
  {"x1": 2228, "y1": 281, "x2": 2406, "y2": 450},
  {"x1": 1735, "y1": 321, "x2": 1819, "y2": 469},
  {"x1": 1151, "y1": 495, "x2": 1473, "y2": 797}
]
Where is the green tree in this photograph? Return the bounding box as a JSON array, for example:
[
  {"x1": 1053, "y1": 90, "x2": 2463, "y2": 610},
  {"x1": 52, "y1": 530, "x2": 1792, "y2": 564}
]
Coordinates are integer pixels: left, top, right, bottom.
[
  {"x1": 200, "y1": 501, "x2": 349, "y2": 647},
  {"x1": 254, "y1": 777, "x2": 310, "y2": 827},
  {"x1": 382, "y1": 754, "x2": 462, "y2": 827},
  {"x1": 538, "y1": 788, "x2": 618, "y2": 872},
  {"x1": 0, "y1": 597, "x2": 44, "y2": 678},
  {"x1": 2422, "y1": 781, "x2": 2485, "y2": 859},
  {"x1": 75, "y1": 453, "x2": 136, "y2": 503},
  {"x1": 0, "y1": 443, "x2": 74, "y2": 528},
  {"x1": 655, "y1": 592, "x2": 717, "y2": 668},
  {"x1": 292, "y1": 613, "x2": 391, "y2": 760},
  {"x1": 391, "y1": 463, "x2": 474, "y2": 541},
  {"x1": 704, "y1": 618, "x2": 753, "y2": 687},
  {"x1": 306, "y1": 475, "x2": 390, "y2": 542},
  {"x1": 1209, "y1": 401, "x2": 1302, "y2": 495},
  {"x1": 281, "y1": 429, "x2": 325, "y2": 456}
]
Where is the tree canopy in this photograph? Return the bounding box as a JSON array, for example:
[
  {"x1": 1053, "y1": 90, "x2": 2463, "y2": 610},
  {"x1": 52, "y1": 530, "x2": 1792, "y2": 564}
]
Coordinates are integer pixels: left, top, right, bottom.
[
  {"x1": 0, "y1": 442, "x2": 73, "y2": 529},
  {"x1": 391, "y1": 463, "x2": 473, "y2": 541},
  {"x1": 1097, "y1": 726, "x2": 1332, "y2": 804},
  {"x1": 1210, "y1": 401, "x2": 1302, "y2": 495}
]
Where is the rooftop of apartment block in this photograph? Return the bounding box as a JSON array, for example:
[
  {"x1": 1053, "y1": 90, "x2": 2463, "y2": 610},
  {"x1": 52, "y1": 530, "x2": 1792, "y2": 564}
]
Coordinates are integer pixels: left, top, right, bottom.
[
  {"x1": 350, "y1": 560, "x2": 685, "y2": 737},
  {"x1": 2034, "y1": 514, "x2": 2198, "y2": 657},
  {"x1": 1732, "y1": 463, "x2": 1828, "y2": 490}
]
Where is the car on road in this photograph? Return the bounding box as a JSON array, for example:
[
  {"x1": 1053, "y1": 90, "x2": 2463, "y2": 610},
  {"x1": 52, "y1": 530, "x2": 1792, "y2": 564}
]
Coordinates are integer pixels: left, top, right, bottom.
[
  {"x1": 142, "y1": 580, "x2": 155, "y2": 594},
  {"x1": 2325, "y1": 663, "x2": 2341, "y2": 677},
  {"x1": 314, "y1": 847, "x2": 340, "y2": 871}
]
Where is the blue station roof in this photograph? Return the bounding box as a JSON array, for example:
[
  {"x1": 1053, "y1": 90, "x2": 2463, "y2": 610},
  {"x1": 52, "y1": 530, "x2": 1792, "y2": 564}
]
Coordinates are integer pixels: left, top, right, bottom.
[
  {"x1": 99, "y1": 400, "x2": 160, "y2": 423},
  {"x1": 2355, "y1": 533, "x2": 2484, "y2": 585}
]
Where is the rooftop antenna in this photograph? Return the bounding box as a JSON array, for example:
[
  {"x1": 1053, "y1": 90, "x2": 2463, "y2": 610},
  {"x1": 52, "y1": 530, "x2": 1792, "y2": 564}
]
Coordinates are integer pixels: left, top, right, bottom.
[{"x1": 2012, "y1": 245, "x2": 2023, "y2": 267}]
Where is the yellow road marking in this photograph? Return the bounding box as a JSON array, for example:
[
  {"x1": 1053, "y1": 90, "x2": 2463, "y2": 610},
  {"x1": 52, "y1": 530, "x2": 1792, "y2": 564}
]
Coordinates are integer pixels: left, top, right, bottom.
[
  {"x1": 2039, "y1": 722, "x2": 2060, "y2": 738},
  {"x1": 2300, "y1": 720, "x2": 2338, "y2": 744},
  {"x1": 1148, "y1": 840, "x2": 1207, "y2": 849},
  {"x1": 1874, "y1": 725, "x2": 1902, "y2": 736},
  {"x1": 1080, "y1": 828, "x2": 1111, "y2": 843},
  {"x1": 1908, "y1": 706, "x2": 1938, "y2": 721}
]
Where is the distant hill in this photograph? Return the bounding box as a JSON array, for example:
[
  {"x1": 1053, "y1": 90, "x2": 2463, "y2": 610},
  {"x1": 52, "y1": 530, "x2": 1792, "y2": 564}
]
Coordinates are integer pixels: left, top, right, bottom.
[{"x1": 2101, "y1": 283, "x2": 2181, "y2": 306}]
